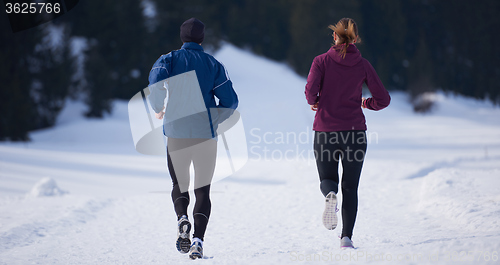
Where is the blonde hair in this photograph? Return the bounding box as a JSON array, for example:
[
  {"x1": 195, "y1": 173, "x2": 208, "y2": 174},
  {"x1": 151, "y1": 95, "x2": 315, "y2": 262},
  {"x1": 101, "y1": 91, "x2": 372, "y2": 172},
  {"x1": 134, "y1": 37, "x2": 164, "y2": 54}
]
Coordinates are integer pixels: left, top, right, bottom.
[{"x1": 328, "y1": 18, "x2": 361, "y2": 59}]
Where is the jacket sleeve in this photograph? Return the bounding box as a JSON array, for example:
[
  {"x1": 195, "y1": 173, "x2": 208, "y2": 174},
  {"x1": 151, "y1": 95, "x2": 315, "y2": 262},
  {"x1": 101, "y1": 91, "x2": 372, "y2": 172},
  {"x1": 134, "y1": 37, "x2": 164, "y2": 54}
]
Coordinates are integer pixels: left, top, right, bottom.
[
  {"x1": 213, "y1": 61, "x2": 238, "y2": 110},
  {"x1": 363, "y1": 59, "x2": 391, "y2": 110},
  {"x1": 147, "y1": 54, "x2": 171, "y2": 113},
  {"x1": 305, "y1": 56, "x2": 324, "y2": 105}
]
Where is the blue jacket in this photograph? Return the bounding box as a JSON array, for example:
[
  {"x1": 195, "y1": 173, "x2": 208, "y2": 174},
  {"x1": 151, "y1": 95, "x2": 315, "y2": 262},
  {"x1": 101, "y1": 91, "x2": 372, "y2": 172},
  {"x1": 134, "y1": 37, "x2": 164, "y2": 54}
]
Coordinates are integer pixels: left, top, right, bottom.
[{"x1": 148, "y1": 42, "x2": 238, "y2": 138}]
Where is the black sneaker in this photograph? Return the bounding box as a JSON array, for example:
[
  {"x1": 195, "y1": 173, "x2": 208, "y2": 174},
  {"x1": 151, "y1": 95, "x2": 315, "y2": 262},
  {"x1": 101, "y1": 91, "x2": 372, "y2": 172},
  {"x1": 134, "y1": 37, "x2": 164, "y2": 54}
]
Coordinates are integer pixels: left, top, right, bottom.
[
  {"x1": 188, "y1": 238, "x2": 203, "y2": 260},
  {"x1": 176, "y1": 215, "x2": 191, "y2": 254}
]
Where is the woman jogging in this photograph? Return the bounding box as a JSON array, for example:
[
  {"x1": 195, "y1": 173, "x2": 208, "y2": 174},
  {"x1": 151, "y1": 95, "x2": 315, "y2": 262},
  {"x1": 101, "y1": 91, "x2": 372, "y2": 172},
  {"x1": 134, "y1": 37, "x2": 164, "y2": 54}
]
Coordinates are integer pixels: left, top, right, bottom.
[{"x1": 304, "y1": 18, "x2": 390, "y2": 248}]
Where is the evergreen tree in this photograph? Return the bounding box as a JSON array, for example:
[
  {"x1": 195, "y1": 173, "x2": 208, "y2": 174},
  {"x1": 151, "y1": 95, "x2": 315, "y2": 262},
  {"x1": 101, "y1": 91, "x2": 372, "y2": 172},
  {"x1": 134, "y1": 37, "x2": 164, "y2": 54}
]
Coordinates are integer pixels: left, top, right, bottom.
[
  {"x1": 436, "y1": 0, "x2": 500, "y2": 102},
  {"x1": 67, "y1": 0, "x2": 149, "y2": 117},
  {"x1": 360, "y1": 0, "x2": 407, "y2": 91},
  {"x1": 31, "y1": 23, "x2": 72, "y2": 128},
  {"x1": 287, "y1": 0, "x2": 361, "y2": 76},
  {"x1": 0, "y1": 10, "x2": 35, "y2": 140},
  {"x1": 0, "y1": 12, "x2": 71, "y2": 140}
]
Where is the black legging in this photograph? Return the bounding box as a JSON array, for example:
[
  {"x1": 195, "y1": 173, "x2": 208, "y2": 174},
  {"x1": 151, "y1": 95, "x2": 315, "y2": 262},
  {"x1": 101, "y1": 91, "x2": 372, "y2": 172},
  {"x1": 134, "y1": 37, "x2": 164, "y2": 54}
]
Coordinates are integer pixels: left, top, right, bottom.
[
  {"x1": 167, "y1": 138, "x2": 216, "y2": 241},
  {"x1": 314, "y1": 130, "x2": 367, "y2": 239}
]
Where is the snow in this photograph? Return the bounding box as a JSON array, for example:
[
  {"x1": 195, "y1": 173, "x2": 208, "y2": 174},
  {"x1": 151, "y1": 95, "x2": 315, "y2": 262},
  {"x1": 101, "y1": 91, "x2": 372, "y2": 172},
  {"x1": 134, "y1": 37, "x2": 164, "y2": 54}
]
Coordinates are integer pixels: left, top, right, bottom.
[
  {"x1": 140, "y1": 0, "x2": 157, "y2": 19},
  {"x1": 1, "y1": 43, "x2": 500, "y2": 264},
  {"x1": 36, "y1": 23, "x2": 66, "y2": 55},
  {"x1": 28, "y1": 178, "x2": 68, "y2": 197},
  {"x1": 69, "y1": 36, "x2": 89, "y2": 91},
  {"x1": 140, "y1": 0, "x2": 158, "y2": 33}
]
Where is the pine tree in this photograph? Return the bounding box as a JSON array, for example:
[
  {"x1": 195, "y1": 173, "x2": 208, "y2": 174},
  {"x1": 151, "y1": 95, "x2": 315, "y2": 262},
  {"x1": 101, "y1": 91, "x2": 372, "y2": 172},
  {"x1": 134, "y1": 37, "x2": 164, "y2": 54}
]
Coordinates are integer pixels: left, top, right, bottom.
[
  {"x1": 0, "y1": 12, "x2": 71, "y2": 140},
  {"x1": 67, "y1": 0, "x2": 149, "y2": 117}
]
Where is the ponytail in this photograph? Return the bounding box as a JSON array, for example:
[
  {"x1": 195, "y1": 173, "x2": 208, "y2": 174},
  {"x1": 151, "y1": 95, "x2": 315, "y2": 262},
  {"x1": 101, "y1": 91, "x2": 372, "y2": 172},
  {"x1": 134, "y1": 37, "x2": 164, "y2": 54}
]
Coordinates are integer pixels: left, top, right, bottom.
[{"x1": 328, "y1": 18, "x2": 361, "y2": 59}]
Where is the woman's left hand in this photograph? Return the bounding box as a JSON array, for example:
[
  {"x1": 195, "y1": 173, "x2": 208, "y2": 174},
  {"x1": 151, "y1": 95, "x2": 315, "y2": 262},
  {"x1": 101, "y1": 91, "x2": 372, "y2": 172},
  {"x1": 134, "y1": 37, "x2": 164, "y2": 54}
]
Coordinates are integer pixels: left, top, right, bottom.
[{"x1": 311, "y1": 103, "x2": 318, "y2": 111}]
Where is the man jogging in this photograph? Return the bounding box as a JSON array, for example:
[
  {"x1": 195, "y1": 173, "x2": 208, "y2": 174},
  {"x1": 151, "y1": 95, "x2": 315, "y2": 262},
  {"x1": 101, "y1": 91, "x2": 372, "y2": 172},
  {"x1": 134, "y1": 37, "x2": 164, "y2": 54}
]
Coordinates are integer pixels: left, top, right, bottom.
[{"x1": 147, "y1": 18, "x2": 238, "y2": 259}]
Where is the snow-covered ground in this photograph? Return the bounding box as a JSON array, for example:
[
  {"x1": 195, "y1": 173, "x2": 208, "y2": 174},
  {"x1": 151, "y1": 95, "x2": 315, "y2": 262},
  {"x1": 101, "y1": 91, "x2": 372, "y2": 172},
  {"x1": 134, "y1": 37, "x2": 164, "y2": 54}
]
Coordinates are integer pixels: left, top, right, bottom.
[{"x1": 1, "y1": 44, "x2": 500, "y2": 264}]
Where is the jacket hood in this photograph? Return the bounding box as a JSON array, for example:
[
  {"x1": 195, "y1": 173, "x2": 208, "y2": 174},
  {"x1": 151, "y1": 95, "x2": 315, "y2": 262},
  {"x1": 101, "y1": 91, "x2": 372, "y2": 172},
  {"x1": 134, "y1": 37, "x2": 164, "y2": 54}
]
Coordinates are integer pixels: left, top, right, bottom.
[{"x1": 327, "y1": 44, "x2": 362, "y2": 66}]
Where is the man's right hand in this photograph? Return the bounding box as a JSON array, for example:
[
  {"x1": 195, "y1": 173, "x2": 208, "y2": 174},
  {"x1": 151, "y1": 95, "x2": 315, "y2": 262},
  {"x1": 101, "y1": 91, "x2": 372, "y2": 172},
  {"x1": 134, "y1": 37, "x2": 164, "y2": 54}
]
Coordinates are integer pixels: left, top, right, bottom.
[
  {"x1": 155, "y1": 107, "x2": 165, "y2": 119},
  {"x1": 155, "y1": 111, "x2": 164, "y2": 119}
]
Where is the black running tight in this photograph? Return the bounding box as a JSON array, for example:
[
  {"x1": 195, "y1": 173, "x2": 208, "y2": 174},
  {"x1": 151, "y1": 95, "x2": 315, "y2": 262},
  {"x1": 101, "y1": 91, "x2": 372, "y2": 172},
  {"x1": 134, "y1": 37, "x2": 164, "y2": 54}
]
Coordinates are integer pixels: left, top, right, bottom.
[
  {"x1": 167, "y1": 138, "x2": 217, "y2": 241},
  {"x1": 314, "y1": 130, "x2": 367, "y2": 239}
]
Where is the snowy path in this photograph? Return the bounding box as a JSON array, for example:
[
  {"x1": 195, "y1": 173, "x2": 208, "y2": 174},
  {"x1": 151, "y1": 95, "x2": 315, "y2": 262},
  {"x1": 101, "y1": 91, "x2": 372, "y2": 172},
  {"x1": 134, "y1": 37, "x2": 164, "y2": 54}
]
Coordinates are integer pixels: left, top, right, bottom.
[
  {"x1": 1, "y1": 154, "x2": 499, "y2": 264},
  {"x1": 1, "y1": 44, "x2": 500, "y2": 264}
]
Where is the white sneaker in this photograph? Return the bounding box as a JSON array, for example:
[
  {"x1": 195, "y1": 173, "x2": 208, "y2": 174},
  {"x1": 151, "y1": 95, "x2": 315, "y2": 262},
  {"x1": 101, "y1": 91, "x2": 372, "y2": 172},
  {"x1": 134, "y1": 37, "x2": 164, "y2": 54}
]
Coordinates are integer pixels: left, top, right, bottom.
[
  {"x1": 189, "y1": 237, "x2": 203, "y2": 260},
  {"x1": 340, "y1": 236, "x2": 354, "y2": 248},
  {"x1": 322, "y1": 191, "x2": 338, "y2": 230},
  {"x1": 176, "y1": 215, "x2": 191, "y2": 254}
]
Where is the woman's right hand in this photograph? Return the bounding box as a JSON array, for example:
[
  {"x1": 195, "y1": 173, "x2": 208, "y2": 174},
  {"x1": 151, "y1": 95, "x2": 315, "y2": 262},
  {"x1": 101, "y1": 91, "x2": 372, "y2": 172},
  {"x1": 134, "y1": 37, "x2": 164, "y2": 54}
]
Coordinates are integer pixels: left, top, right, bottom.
[{"x1": 311, "y1": 103, "x2": 318, "y2": 111}]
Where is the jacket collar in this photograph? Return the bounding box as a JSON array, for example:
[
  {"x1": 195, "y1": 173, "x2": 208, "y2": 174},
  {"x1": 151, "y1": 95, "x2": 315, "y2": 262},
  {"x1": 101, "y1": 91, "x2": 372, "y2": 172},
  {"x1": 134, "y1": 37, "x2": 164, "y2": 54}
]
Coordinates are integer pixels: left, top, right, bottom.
[
  {"x1": 327, "y1": 44, "x2": 362, "y2": 66},
  {"x1": 181, "y1": 42, "x2": 204, "y2": 51}
]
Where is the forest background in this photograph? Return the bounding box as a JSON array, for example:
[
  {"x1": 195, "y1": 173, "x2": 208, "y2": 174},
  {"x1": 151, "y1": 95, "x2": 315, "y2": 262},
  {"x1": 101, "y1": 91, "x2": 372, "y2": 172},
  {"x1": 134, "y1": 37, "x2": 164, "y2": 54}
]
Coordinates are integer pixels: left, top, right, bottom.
[{"x1": 1, "y1": 0, "x2": 498, "y2": 140}]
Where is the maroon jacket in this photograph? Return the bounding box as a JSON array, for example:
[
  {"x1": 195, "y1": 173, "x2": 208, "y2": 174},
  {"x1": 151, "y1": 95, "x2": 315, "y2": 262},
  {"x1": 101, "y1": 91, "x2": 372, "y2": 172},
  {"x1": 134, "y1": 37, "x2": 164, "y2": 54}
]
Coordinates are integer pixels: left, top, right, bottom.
[{"x1": 305, "y1": 44, "x2": 391, "y2": 132}]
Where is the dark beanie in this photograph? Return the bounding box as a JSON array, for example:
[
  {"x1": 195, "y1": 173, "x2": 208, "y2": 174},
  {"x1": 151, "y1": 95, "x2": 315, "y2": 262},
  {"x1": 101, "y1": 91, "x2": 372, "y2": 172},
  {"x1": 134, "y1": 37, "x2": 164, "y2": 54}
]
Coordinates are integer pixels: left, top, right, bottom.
[{"x1": 180, "y1": 18, "x2": 205, "y2": 44}]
